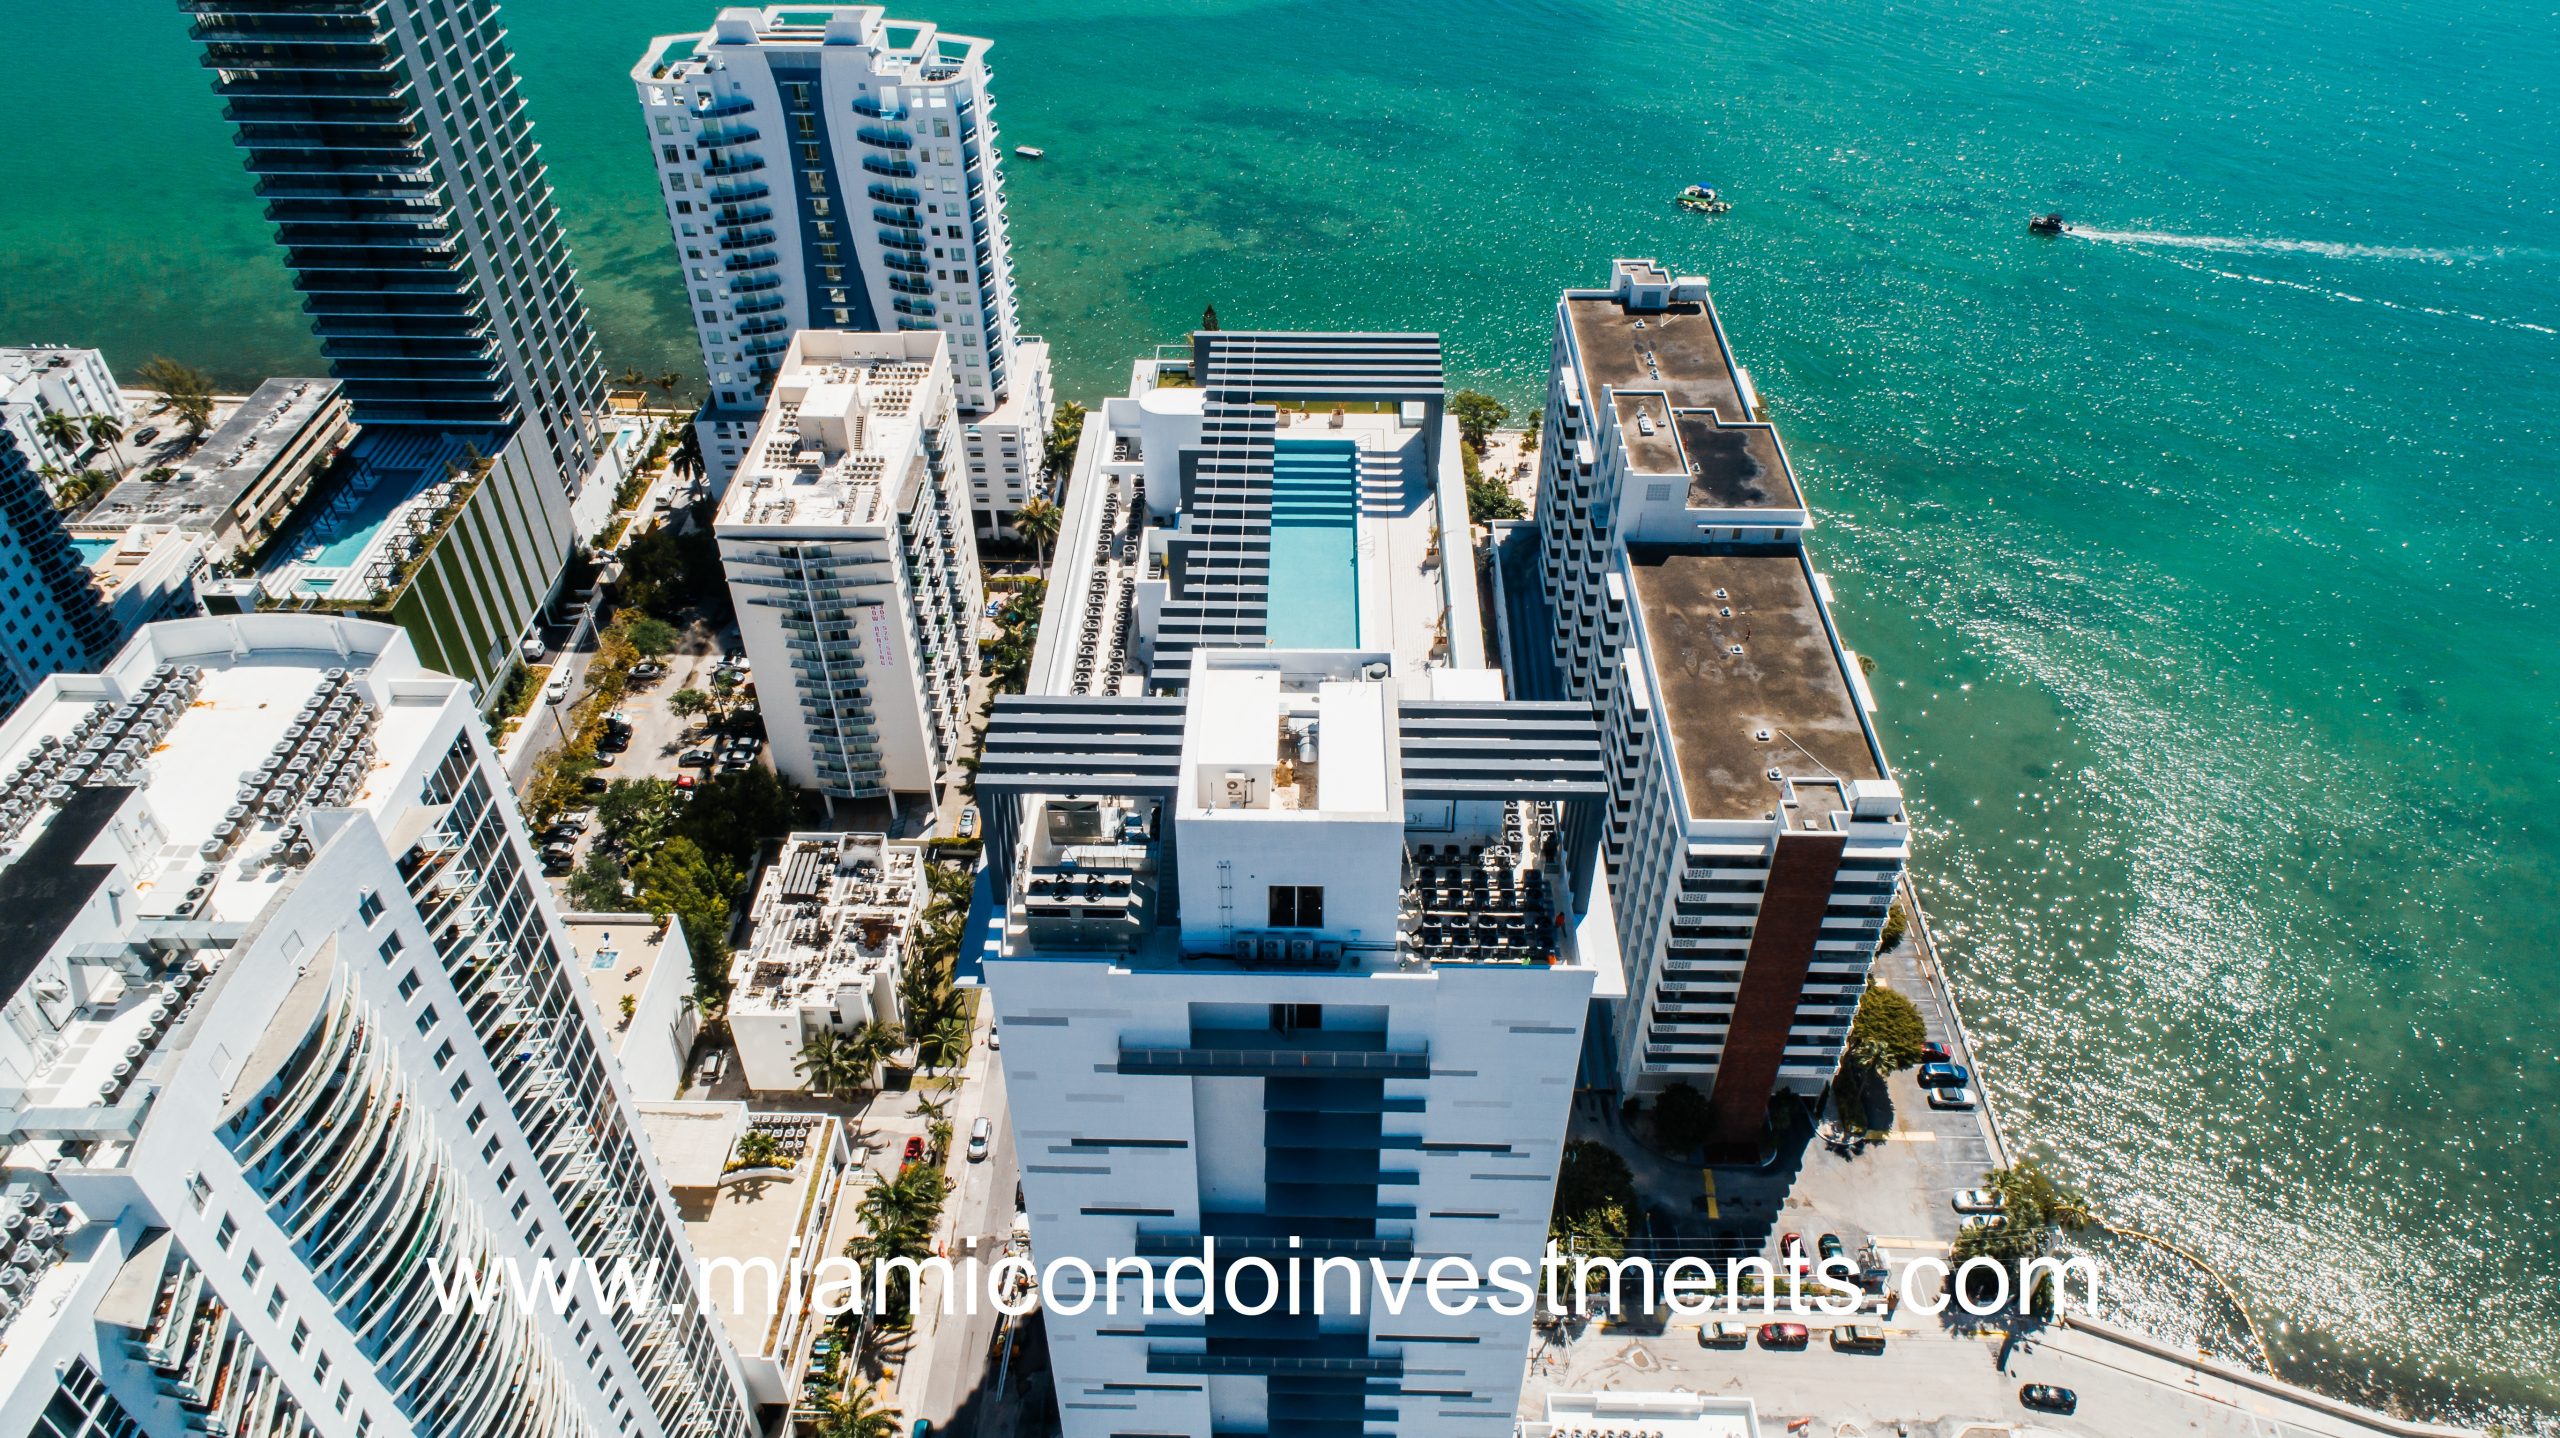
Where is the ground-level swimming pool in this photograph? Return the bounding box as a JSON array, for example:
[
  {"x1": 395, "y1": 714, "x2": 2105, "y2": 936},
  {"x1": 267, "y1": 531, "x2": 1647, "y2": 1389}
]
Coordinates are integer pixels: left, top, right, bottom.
[{"x1": 1265, "y1": 439, "x2": 1361, "y2": 649}]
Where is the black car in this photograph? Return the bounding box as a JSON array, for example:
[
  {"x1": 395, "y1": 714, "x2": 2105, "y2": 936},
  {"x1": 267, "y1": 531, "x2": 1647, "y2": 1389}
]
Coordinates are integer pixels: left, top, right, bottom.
[
  {"x1": 2019, "y1": 1384, "x2": 2077, "y2": 1414},
  {"x1": 679, "y1": 750, "x2": 713, "y2": 767}
]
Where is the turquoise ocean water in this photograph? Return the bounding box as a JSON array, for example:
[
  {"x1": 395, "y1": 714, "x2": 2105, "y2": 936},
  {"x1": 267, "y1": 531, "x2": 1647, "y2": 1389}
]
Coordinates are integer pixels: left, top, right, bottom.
[{"x1": 5, "y1": 0, "x2": 2555, "y2": 1423}]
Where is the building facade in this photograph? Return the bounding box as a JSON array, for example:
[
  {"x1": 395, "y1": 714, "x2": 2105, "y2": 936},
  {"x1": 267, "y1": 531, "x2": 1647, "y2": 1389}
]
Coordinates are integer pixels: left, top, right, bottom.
[
  {"x1": 89, "y1": 379, "x2": 352, "y2": 560},
  {"x1": 186, "y1": 0, "x2": 606, "y2": 493},
  {"x1": 632, "y1": 6, "x2": 1054, "y2": 531},
  {"x1": 724, "y1": 832, "x2": 918, "y2": 1093},
  {"x1": 0, "y1": 427, "x2": 113, "y2": 709},
  {"x1": 714, "y1": 330, "x2": 980, "y2": 806},
  {"x1": 1522, "y1": 259, "x2": 1909, "y2": 1141},
  {"x1": 0, "y1": 347, "x2": 130, "y2": 486},
  {"x1": 980, "y1": 651, "x2": 1621, "y2": 1438},
  {"x1": 0, "y1": 615, "x2": 757, "y2": 1438}
]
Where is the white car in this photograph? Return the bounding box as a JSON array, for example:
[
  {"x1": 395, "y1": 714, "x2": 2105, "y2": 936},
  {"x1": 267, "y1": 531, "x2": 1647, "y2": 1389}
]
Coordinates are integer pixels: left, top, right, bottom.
[
  {"x1": 967, "y1": 1117, "x2": 993, "y2": 1163},
  {"x1": 1952, "y1": 1188, "x2": 2006, "y2": 1214},
  {"x1": 545, "y1": 676, "x2": 571, "y2": 704},
  {"x1": 987, "y1": 1027, "x2": 1000, "y2": 1051},
  {"x1": 1927, "y1": 1084, "x2": 1978, "y2": 1111}
]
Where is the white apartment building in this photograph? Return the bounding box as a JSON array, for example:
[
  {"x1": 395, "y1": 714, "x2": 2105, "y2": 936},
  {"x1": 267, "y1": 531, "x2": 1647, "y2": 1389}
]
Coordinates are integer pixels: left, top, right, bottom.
[
  {"x1": 1514, "y1": 259, "x2": 1910, "y2": 1145},
  {"x1": 633, "y1": 6, "x2": 1055, "y2": 532},
  {"x1": 980, "y1": 330, "x2": 1626, "y2": 1438},
  {"x1": 725, "y1": 832, "x2": 918, "y2": 1093},
  {"x1": 714, "y1": 330, "x2": 981, "y2": 807},
  {"x1": 0, "y1": 615, "x2": 756, "y2": 1438},
  {"x1": 0, "y1": 346, "x2": 130, "y2": 484},
  {"x1": 90, "y1": 378, "x2": 352, "y2": 561}
]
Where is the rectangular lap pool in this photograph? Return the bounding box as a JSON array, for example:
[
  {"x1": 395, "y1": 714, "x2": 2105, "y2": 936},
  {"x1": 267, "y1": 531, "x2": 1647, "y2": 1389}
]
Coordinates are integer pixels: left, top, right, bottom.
[{"x1": 1265, "y1": 439, "x2": 1361, "y2": 649}]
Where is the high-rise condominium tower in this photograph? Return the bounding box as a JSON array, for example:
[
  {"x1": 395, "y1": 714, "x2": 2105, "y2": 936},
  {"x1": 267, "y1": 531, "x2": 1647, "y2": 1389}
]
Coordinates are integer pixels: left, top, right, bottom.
[
  {"x1": 634, "y1": 6, "x2": 1054, "y2": 532},
  {"x1": 0, "y1": 426, "x2": 112, "y2": 708},
  {"x1": 1522, "y1": 259, "x2": 1909, "y2": 1144},
  {"x1": 0, "y1": 615, "x2": 756, "y2": 1438}
]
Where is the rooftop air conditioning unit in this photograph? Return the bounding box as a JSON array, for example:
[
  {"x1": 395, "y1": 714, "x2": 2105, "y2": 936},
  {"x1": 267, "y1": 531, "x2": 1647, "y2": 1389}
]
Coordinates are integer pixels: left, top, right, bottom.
[
  {"x1": 1220, "y1": 771, "x2": 1255, "y2": 806},
  {"x1": 1287, "y1": 938, "x2": 1315, "y2": 964}
]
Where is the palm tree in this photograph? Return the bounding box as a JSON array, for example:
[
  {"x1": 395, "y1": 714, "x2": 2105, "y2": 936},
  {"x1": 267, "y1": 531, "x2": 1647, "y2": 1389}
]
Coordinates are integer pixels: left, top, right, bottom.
[
  {"x1": 1010, "y1": 496, "x2": 1061, "y2": 567},
  {"x1": 812, "y1": 1384, "x2": 901, "y2": 1438},
  {"x1": 910, "y1": 1091, "x2": 954, "y2": 1127},
  {"x1": 35, "y1": 410, "x2": 84, "y2": 468},
  {"x1": 136, "y1": 357, "x2": 217, "y2": 444},
  {"x1": 619, "y1": 366, "x2": 646, "y2": 391},
  {"x1": 734, "y1": 1128, "x2": 784, "y2": 1169},
  {"x1": 795, "y1": 1031, "x2": 855, "y2": 1099},
  {"x1": 917, "y1": 1012, "x2": 972, "y2": 1074},
  {"x1": 84, "y1": 414, "x2": 127, "y2": 479},
  {"x1": 656, "y1": 371, "x2": 684, "y2": 407},
  {"x1": 671, "y1": 423, "x2": 703, "y2": 479},
  {"x1": 839, "y1": 1019, "x2": 905, "y2": 1092}
]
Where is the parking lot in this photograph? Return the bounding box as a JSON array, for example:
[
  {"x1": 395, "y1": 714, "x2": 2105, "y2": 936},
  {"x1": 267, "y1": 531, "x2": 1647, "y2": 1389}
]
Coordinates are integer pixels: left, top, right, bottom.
[{"x1": 532, "y1": 639, "x2": 765, "y2": 885}]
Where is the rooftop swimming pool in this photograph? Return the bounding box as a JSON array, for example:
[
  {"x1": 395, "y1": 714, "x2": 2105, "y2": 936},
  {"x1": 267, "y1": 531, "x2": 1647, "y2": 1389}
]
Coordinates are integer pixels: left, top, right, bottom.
[{"x1": 1266, "y1": 439, "x2": 1361, "y2": 650}]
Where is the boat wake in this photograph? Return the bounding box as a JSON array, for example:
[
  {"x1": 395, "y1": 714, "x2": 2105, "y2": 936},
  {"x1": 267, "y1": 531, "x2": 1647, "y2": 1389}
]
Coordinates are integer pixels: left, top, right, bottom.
[
  {"x1": 2064, "y1": 227, "x2": 2504, "y2": 265},
  {"x1": 2143, "y1": 250, "x2": 2558, "y2": 336}
]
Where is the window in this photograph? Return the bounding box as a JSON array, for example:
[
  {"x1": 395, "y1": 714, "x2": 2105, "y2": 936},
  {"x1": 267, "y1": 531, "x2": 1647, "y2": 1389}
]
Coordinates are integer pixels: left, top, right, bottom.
[
  {"x1": 242, "y1": 1252, "x2": 262, "y2": 1285},
  {"x1": 185, "y1": 1173, "x2": 210, "y2": 1210},
  {"x1": 396, "y1": 970, "x2": 420, "y2": 1000},
  {"x1": 377, "y1": 933, "x2": 403, "y2": 963},
  {"x1": 1267, "y1": 885, "x2": 1324, "y2": 928},
  {"x1": 466, "y1": 1104, "x2": 487, "y2": 1133},
  {"x1": 1272, "y1": 1003, "x2": 1322, "y2": 1032},
  {"x1": 357, "y1": 891, "x2": 384, "y2": 924},
  {"x1": 214, "y1": 1216, "x2": 237, "y2": 1250},
  {"x1": 414, "y1": 1006, "x2": 437, "y2": 1036},
  {"x1": 266, "y1": 1288, "x2": 287, "y2": 1320},
  {"x1": 290, "y1": 1320, "x2": 309, "y2": 1354},
  {"x1": 431, "y1": 1039, "x2": 455, "y2": 1069}
]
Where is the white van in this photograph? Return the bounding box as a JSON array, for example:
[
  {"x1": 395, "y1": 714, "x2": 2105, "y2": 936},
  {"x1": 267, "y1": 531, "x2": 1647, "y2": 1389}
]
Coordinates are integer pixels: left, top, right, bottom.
[{"x1": 968, "y1": 1117, "x2": 993, "y2": 1163}]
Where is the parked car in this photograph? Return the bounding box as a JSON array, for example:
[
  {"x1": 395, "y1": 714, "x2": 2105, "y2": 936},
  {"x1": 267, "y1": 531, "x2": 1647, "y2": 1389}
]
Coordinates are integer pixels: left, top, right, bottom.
[
  {"x1": 1756, "y1": 1323, "x2": 1809, "y2": 1348},
  {"x1": 967, "y1": 1117, "x2": 992, "y2": 1163},
  {"x1": 674, "y1": 775, "x2": 697, "y2": 790},
  {"x1": 1927, "y1": 1083, "x2": 1979, "y2": 1111},
  {"x1": 1962, "y1": 1213, "x2": 2007, "y2": 1233},
  {"x1": 1698, "y1": 1321, "x2": 1752, "y2": 1349},
  {"x1": 1817, "y1": 1233, "x2": 1846, "y2": 1263},
  {"x1": 1917, "y1": 1062, "x2": 1971, "y2": 1089},
  {"x1": 1952, "y1": 1188, "x2": 2006, "y2": 1213},
  {"x1": 1780, "y1": 1232, "x2": 1807, "y2": 1270},
  {"x1": 2019, "y1": 1384, "x2": 2078, "y2": 1414},
  {"x1": 1829, "y1": 1324, "x2": 1885, "y2": 1353},
  {"x1": 679, "y1": 750, "x2": 713, "y2": 767},
  {"x1": 542, "y1": 851, "x2": 575, "y2": 876},
  {"x1": 134, "y1": 426, "x2": 161, "y2": 444},
  {"x1": 957, "y1": 805, "x2": 979, "y2": 840},
  {"x1": 539, "y1": 825, "x2": 582, "y2": 846},
  {"x1": 722, "y1": 651, "x2": 750, "y2": 670},
  {"x1": 630, "y1": 661, "x2": 668, "y2": 681},
  {"x1": 1921, "y1": 1040, "x2": 1953, "y2": 1065},
  {"x1": 545, "y1": 676, "x2": 572, "y2": 704},
  {"x1": 987, "y1": 1027, "x2": 999, "y2": 1051},
  {"x1": 555, "y1": 810, "x2": 592, "y2": 832},
  {"x1": 902, "y1": 1136, "x2": 926, "y2": 1167}
]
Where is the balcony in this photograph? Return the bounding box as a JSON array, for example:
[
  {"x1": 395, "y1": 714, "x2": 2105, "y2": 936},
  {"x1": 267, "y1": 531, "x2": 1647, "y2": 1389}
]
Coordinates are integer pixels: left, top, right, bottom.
[
  {"x1": 877, "y1": 228, "x2": 926, "y2": 251},
  {"x1": 701, "y1": 153, "x2": 766, "y2": 179},
  {"x1": 861, "y1": 155, "x2": 918, "y2": 179},
  {"x1": 1117, "y1": 1031, "x2": 1429, "y2": 1079},
  {"x1": 872, "y1": 204, "x2": 922, "y2": 227},
  {"x1": 893, "y1": 298, "x2": 935, "y2": 318},
  {"x1": 855, "y1": 125, "x2": 914, "y2": 151},
  {"x1": 707, "y1": 179, "x2": 772, "y2": 206},
  {"x1": 881, "y1": 252, "x2": 930, "y2": 273},
  {"x1": 694, "y1": 95, "x2": 756, "y2": 120},
  {"x1": 724, "y1": 251, "x2": 780, "y2": 273},
  {"x1": 714, "y1": 202, "x2": 774, "y2": 228},
  {"x1": 733, "y1": 292, "x2": 786, "y2": 315},
  {"x1": 720, "y1": 226, "x2": 778, "y2": 250},
  {"x1": 697, "y1": 123, "x2": 760, "y2": 149},
  {"x1": 852, "y1": 96, "x2": 907, "y2": 119},
  {"x1": 888, "y1": 275, "x2": 933, "y2": 296}
]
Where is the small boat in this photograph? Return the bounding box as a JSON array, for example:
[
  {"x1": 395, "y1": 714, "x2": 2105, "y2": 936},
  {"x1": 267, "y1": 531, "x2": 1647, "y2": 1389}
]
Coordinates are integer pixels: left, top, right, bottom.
[
  {"x1": 1013, "y1": 145, "x2": 1045, "y2": 160},
  {"x1": 2028, "y1": 212, "x2": 2067, "y2": 236},
  {"x1": 1676, "y1": 184, "x2": 1731, "y2": 215}
]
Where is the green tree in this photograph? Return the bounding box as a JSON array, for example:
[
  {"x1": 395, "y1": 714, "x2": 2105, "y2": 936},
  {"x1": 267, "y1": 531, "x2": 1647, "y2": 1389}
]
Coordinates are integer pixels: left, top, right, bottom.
[
  {"x1": 839, "y1": 1019, "x2": 906, "y2": 1091},
  {"x1": 671, "y1": 423, "x2": 703, "y2": 479},
  {"x1": 1950, "y1": 1159, "x2": 2094, "y2": 1305},
  {"x1": 567, "y1": 850, "x2": 628, "y2": 910},
  {"x1": 656, "y1": 371, "x2": 684, "y2": 406},
  {"x1": 734, "y1": 1128, "x2": 784, "y2": 1169},
  {"x1": 1650, "y1": 1079, "x2": 1713, "y2": 1154},
  {"x1": 1044, "y1": 398, "x2": 1087, "y2": 477},
  {"x1": 619, "y1": 366, "x2": 646, "y2": 391},
  {"x1": 35, "y1": 410, "x2": 85, "y2": 464},
  {"x1": 1448, "y1": 388, "x2": 1510, "y2": 453},
  {"x1": 667, "y1": 687, "x2": 710, "y2": 726},
  {"x1": 1879, "y1": 894, "x2": 1910, "y2": 952},
  {"x1": 1847, "y1": 983, "x2": 1928, "y2": 1075},
  {"x1": 1521, "y1": 405, "x2": 1543, "y2": 454},
  {"x1": 136, "y1": 358, "x2": 218, "y2": 442},
  {"x1": 615, "y1": 613, "x2": 680, "y2": 658},
  {"x1": 1551, "y1": 1139, "x2": 1638, "y2": 1247},
  {"x1": 674, "y1": 765, "x2": 799, "y2": 873},
  {"x1": 1466, "y1": 460, "x2": 1525, "y2": 524},
  {"x1": 795, "y1": 1031, "x2": 857, "y2": 1099},
  {"x1": 1010, "y1": 495, "x2": 1062, "y2": 566},
  {"x1": 917, "y1": 1012, "x2": 973, "y2": 1074},
  {"x1": 634, "y1": 836, "x2": 739, "y2": 989},
  {"x1": 597, "y1": 778, "x2": 681, "y2": 855},
  {"x1": 811, "y1": 1383, "x2": 901, "y2": 1438}
]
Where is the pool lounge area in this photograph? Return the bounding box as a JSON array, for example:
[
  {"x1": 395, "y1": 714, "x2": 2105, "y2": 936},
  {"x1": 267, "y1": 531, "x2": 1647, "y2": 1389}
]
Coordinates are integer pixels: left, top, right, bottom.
[
  {"x1": 256, "y1": 430, "x2": 475, "y2": 601},
  {"x1": 1265, "y1": 439, "x2": 1362, "y2": 650}
]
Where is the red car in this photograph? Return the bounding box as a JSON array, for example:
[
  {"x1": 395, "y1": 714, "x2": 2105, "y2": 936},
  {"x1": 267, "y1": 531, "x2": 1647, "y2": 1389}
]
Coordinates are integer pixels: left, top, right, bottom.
[
  {"x1": 902, "y1": 1136, "x2": 926, "y2": 1167},
  {"x1": 1780, "y1": 1232, "x2": 1808, "y2": 1270},
  {"x1": 674, "y1": 774, "x2": 697, "y2": 790},
  {"x1": 1758, "y1": 1322, "x2": 1810, "y2": 1347},
  {"x1": 1922, "y1": 1040, "x2": 1953, "y2": 1065}
]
